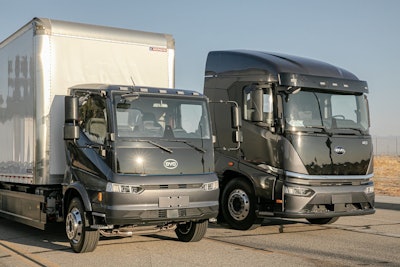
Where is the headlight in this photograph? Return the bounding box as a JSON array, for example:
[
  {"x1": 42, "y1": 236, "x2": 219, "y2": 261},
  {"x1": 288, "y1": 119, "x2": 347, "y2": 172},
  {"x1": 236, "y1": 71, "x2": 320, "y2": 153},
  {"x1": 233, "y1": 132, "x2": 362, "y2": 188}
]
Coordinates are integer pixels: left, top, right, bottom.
[
  {"x1": 202, "y1": 181, "x2": 219, "y2": 191},
  {"x1": 364, "y1": 185, "x2": 374, "y2": 194},
  {"x1": 106, "y1": 182, "x2": 144, "y2": 194},
  {"x1": 284, "y1": 186, "x2": 314, "y2": 197}
]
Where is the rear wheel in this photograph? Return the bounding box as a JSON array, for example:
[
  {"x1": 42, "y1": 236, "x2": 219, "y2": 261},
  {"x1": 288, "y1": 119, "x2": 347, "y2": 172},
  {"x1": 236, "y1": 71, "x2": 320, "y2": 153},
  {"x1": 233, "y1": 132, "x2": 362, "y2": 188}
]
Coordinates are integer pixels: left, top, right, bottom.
[
  {"x1": 221, "y1": 178, "x2": 258, "y2": 230},
  {"x1": 175, "y1": 220, "x2": 208, "y2": 242},
  {"x1": 306, "y1": 217, "x2": 339, "y2": 225},
  {"x1": 66, "y1": 197, "x2": 99, "y2": 253}
]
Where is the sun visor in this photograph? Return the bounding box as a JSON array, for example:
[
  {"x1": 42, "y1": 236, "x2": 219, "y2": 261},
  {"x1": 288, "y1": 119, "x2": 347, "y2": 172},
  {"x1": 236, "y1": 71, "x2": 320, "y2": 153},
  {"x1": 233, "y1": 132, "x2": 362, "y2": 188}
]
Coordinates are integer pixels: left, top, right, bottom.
[{"x1": 278, "y1": 73, "x2": 368, "y2": 94}]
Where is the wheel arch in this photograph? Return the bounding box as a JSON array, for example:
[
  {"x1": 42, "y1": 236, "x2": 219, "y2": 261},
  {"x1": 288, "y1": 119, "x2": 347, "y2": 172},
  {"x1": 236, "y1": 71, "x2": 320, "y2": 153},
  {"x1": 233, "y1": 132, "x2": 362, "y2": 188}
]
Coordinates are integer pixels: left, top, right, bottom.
[
  {"x1": 219, "y1": 170, "x2": 257, "y2": 196},
  {"x1": 63, "y1": 182, "x2": 92, "y2": 219}
]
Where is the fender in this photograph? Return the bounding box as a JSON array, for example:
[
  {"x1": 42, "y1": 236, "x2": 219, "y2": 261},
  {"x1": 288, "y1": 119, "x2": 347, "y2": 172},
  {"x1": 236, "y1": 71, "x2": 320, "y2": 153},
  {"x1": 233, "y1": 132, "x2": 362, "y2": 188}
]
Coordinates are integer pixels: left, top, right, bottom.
[{"x1": 63, "y1": 181, "x2": 93, "y2": 213}]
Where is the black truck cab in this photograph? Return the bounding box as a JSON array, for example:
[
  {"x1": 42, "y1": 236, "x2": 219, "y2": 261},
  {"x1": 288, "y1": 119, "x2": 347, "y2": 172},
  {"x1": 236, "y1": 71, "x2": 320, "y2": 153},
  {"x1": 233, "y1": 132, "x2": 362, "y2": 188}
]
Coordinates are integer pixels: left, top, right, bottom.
[{"x1": 204, "y1": 50, "x2": 374, "y2": 230}]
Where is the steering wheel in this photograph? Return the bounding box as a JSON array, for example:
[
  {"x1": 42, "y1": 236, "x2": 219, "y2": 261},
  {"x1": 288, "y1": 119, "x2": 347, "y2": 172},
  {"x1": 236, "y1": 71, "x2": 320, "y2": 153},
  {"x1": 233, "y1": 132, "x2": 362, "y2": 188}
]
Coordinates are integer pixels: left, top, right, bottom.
[{"x1": 333, "y1": 115, "x2": 345, "y2": 120}]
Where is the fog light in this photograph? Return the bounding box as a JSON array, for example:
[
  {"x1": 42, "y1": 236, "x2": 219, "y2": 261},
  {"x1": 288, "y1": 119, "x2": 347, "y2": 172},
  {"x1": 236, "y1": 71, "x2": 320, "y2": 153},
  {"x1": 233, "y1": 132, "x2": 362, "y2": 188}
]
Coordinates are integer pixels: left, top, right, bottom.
[{"x1": 284, "y1": 186, "x2": 314, "y2": 197}]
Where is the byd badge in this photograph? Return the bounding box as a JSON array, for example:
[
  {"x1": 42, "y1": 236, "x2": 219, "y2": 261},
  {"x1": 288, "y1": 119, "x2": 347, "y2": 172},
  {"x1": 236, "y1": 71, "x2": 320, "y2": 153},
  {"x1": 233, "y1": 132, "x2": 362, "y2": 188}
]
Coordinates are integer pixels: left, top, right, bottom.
[
  {"x1": 334, "y1": 146, "x2": 346, "y2": 155},
  {"x1": 163, "y1": 159, "x2": 178, "y2": 169}
]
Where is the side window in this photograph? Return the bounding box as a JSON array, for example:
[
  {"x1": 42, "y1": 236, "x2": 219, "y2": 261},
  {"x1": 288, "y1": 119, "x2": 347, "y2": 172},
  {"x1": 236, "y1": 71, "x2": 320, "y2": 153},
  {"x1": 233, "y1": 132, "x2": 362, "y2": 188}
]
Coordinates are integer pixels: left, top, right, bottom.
[
  {"x1": 243, "y1": 86, "x2": 273, "y2": 124},
  {"x1": 78, "y1": 93, "x2": 107, "y2": 144}
]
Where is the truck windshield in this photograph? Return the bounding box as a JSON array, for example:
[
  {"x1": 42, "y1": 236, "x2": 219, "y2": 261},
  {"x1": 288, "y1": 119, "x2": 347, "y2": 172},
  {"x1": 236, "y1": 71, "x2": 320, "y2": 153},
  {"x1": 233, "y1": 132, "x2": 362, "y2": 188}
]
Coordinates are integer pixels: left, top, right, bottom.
[
  {"x1": 283, "y1": 90, "x2": 369, "y2": 133},
  {"x1": 114, "y1": 94, "x2": 211, "y2": 139}
]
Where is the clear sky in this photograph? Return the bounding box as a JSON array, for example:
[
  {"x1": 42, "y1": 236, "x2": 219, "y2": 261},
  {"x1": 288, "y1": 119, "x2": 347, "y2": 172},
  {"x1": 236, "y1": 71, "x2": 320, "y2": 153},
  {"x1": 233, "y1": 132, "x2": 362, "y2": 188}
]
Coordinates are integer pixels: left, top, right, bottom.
[{"x1": 0, "y1": 0, "x2": 399, "y2": 136}]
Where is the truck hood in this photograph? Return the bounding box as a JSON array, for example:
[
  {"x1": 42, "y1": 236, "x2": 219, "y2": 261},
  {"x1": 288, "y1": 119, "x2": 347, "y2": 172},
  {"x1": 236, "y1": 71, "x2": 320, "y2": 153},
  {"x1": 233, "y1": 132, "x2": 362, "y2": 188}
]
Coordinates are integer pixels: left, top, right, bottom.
[
  {"x1": 285, "y1": 134, "x2": 373, "y2": 175},
  {"x1": 116, "y1": 140, "x2": 213, "y2": 175}
]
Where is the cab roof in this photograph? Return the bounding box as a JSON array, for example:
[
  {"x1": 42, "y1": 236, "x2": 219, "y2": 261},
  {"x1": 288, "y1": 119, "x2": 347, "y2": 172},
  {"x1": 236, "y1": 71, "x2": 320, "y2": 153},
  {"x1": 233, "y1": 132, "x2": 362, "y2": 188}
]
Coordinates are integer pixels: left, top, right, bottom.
[{"x1": 205, "y1": 50, "x2": 368, "y2": 93}]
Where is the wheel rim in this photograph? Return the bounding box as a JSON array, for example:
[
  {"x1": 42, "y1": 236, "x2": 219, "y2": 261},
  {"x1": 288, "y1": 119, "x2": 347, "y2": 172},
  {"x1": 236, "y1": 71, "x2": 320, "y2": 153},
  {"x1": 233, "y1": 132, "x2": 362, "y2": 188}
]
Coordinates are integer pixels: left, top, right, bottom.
[
  {"x1": 227, "y1": 189, "x2": 250, "y2": 221},
  {"x1": 66, "y1": 207, "x2": 83, "y2": 244},
  {"x1": 177, "y1": 222, "x2": 192, "y2": 234}
]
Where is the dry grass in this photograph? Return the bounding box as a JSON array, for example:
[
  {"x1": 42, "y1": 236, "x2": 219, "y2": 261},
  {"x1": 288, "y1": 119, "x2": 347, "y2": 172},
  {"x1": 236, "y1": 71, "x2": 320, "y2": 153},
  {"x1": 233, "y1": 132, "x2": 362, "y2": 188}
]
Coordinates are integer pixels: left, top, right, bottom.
[{"x1": 373, "y1": 156, "x2": 400, "y2": 197}]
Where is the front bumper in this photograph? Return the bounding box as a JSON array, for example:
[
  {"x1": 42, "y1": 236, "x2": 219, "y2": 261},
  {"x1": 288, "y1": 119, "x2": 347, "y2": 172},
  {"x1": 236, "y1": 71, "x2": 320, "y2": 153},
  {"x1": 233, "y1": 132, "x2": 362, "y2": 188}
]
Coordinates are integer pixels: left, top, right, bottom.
[
  {"x1": 272, "y1": 182, "x2": 375, "y2": 219},
  {"x1": 101, "y1": 202, "x2": 219, "y2": 225}
]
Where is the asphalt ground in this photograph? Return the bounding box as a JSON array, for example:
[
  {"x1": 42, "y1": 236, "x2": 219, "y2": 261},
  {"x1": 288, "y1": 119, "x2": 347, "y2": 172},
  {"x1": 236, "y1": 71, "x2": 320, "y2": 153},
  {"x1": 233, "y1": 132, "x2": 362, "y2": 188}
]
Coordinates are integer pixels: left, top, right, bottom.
[{"x1": 375, "y1": 195, "x2": 400, "y2": 210}]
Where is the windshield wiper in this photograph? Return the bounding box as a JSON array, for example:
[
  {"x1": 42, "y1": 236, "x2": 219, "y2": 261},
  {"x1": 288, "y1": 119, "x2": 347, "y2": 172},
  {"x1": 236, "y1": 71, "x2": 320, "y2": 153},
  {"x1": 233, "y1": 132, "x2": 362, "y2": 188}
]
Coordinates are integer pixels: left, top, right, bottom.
[
  {"x1": 305, "y1": 125, "x2": 333, "y2": 136},
  {"x1": 135, "y1": 139, "x2": 173, "y2": 153},
  {"x1": 165, "y1": 139, "x2": 206, "y2": 153},
  {"x1": 338, "y1": 127, "x2": 364, "y2": 135}
]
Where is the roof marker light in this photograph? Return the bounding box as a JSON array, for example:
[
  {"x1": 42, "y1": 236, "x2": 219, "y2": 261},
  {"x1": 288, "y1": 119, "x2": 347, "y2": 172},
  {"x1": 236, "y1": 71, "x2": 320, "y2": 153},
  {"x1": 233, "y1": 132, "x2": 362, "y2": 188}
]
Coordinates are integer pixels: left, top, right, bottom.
[
  {"x1": 139, "y1": 88, "x2": 148, "y2": 92},
  {"x1": 159, "y1": 89, "x2": 167, "y2": 94}
]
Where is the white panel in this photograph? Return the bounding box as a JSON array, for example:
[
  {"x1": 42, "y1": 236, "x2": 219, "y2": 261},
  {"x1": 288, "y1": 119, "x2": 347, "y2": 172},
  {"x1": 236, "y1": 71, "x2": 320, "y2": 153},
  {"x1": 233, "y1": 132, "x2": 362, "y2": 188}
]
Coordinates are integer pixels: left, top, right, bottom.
[{"x1": 0, "y1": 26, "x2": 35, "y2": 181}]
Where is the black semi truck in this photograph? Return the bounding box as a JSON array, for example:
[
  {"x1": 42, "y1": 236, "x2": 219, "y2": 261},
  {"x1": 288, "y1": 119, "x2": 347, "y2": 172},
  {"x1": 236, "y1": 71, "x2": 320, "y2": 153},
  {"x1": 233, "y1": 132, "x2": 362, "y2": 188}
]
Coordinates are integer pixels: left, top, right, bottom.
[{"x1": 204, "y1": 50, "x2": 374, "y2": 230}]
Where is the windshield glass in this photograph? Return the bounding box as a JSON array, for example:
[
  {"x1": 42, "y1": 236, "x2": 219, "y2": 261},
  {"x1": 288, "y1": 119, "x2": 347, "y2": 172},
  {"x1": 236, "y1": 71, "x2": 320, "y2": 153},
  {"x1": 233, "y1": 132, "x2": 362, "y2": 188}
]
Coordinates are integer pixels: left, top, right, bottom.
[
  {"x1": 114, "y1": 94, "x2": 211, "y2": 139},
  {"x1": 283, "y1": 90, "x2": 369, "y2": 133}
]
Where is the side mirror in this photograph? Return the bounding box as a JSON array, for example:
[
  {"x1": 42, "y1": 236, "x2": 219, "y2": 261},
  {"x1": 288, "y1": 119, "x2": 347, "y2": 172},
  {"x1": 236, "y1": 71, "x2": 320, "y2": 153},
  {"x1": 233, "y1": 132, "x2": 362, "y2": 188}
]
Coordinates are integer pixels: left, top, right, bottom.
[
  {"x1": 251, "y1": 88, "x2": 263, "y2": 122},
  {"x1": 64, "y1": 96, "x2": 80, "y2": 140},
  {"x1": 231, "y1": 105, "x2": 242, "y2": 128},
  {"x1": 231, "y1": 105, "x2": 242, "y2": 144},
  {"x1": 364, "y1": 95, "x2": 371, "y2": 128},
  {"x1": 64, "y1": 125, "x2": 80, "y2": 140},
  {"x1": 232, "y1": 130, "x2": 243, "y2": 144},
  {"x1": 65, "y1": 96, "x2": 79, "y2": 122}
]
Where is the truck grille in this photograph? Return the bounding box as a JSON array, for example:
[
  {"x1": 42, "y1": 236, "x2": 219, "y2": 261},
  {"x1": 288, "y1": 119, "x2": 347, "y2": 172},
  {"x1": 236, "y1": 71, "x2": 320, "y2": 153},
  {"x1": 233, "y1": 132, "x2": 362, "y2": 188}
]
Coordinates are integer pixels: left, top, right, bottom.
[
  {"x1": 158, "y1": 209, "x2": 187, "y2": 218},
  {"x1": 144, "y1": 183, "x2": 202, "y2": 190}
]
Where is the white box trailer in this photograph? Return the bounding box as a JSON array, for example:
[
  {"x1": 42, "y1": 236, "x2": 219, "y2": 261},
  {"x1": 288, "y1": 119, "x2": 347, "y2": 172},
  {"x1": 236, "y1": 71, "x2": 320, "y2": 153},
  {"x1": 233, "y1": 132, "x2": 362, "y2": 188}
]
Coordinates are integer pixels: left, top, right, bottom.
[{"x1": 0, "y1": 17, "x2": 175, "y2": 185}]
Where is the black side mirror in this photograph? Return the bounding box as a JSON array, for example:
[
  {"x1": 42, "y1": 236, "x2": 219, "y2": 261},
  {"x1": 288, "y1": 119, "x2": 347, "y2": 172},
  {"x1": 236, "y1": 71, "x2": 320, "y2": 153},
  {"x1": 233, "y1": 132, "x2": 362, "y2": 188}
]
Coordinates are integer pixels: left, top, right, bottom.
[
  {"x1": 64, "y1": 96, "x2": 80, "y2": 140},
  {"x1": 250, "y1": 88, "x2": 263, "y2": 122}
]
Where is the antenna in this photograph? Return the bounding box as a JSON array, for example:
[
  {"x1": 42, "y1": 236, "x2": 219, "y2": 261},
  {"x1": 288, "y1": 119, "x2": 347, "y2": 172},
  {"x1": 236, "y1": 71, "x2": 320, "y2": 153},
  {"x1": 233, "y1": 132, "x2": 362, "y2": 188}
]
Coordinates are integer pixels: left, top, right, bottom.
[{"x1": 130, "y1": 76, "x2": 136, "y2": 87}]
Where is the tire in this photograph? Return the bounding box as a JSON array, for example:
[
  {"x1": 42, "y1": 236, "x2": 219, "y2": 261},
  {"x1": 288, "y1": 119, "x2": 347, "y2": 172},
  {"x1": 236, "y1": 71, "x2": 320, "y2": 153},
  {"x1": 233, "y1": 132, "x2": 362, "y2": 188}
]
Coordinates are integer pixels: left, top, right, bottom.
[
  {"x1": 66, "y1": 197, "x2": 99, "y2": 253},
  {"x1": 221, "y1": 178, "x2": 257, "y2": 230},
  {"x1": 175, "y1": 220, "x2": 208, "y2": 242},
  {"x1": 306, "y1": 217, "x2": 339, "y2": 225}
]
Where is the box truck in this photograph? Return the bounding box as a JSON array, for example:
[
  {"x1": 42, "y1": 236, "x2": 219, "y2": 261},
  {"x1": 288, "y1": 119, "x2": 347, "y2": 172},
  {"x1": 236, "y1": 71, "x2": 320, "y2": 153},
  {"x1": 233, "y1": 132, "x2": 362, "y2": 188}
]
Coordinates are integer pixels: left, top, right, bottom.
[
  {"x1": 0, "y1": 18, "x2": 218, "y2": 252},
  {"x1": 204, "y1": 50, "x2": 374, "y2": 230}
]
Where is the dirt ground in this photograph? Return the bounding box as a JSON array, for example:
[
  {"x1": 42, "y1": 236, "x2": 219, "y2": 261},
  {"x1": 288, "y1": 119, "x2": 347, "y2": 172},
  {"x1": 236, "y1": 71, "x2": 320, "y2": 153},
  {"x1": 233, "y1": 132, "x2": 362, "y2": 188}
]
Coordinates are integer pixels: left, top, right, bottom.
[{"x1": 373, "y1": 155, "x2": 400, "y2": 197}]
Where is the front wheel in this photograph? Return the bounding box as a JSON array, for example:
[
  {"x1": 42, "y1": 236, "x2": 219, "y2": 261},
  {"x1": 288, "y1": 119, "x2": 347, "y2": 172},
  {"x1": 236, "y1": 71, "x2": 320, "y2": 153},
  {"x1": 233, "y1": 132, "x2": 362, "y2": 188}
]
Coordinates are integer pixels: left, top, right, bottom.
[
  {"x1": 221, "y1": 178, "x2": 258, "y2": 230},
  {"x1": 306, "y1": 217, "x2": 339, "y2": 225},
  {"x1": 66, "y1": 197, "x2": 99, "y2": 253},
  {"x1": 175, "y1": 220, "x2": 208, "y2": 242}
]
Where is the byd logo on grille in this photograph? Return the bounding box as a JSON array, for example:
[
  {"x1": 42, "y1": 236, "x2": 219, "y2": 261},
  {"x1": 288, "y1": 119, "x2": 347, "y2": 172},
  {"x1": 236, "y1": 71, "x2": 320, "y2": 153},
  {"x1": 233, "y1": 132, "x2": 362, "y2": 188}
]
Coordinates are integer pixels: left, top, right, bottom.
[
  {"x1": 163, "y1": 159, "x2": 178, "y2": 169},
  {"x1": 334, "y1": 146, "x2": 346, "y2": 155}
]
